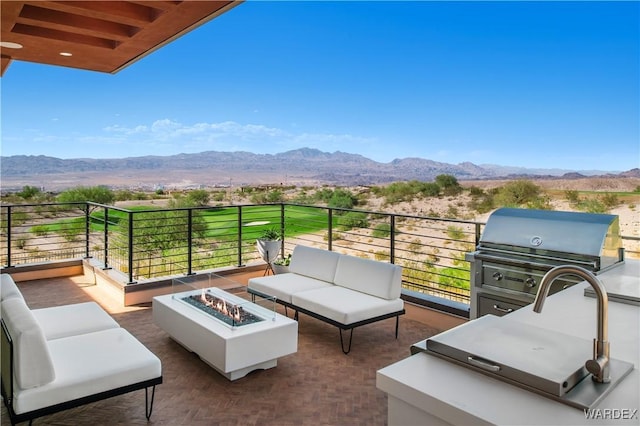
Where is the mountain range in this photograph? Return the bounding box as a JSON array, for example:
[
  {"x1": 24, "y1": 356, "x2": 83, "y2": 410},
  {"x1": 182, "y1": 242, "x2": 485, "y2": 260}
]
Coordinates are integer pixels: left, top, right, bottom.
[{"x1": 1, "y1": 148, "x2": 638, "y2": 190}]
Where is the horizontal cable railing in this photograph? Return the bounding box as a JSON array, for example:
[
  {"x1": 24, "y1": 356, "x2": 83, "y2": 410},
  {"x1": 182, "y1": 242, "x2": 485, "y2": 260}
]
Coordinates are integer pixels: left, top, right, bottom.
[{"x1": 3, "y1": 201, "x2": 638, "y2": 309}]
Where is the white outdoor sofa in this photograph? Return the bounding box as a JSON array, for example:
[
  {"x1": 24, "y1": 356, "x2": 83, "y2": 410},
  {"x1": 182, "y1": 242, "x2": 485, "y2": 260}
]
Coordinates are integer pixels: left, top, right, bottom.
[
  {"x1": 247, "y1": 245, "x2": 405, "y2": 354},
  {"x1": 0, "y1": 273, "x2": 162, "y2": 425}
]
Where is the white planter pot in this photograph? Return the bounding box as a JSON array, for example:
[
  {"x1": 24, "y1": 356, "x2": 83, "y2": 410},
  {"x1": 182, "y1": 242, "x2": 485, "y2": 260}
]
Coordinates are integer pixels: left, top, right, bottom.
[
  {"x1": 256, "y1": 239, "x2": 282, "y2": 263},
  {"x1": 272, "y1": 264, "x2": 290, "y2": 275}
]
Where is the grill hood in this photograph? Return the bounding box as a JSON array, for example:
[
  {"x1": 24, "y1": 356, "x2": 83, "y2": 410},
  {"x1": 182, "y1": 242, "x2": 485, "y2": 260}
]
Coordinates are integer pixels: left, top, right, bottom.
[{"x1": 479, "y1": 208, "x2": 623, "y2": 269}]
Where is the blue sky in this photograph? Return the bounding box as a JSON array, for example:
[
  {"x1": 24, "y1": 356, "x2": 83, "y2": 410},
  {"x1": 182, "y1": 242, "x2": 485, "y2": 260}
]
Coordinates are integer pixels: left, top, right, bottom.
[{"x1": 2, "y1": 1, "x2": 639, "y2": 172}]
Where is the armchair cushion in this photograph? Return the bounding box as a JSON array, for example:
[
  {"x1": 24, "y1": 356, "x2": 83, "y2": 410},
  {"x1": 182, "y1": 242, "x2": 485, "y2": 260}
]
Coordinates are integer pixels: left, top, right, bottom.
[
  {"x1": 289, "y1": 245, "x2": 340, "y2": 283},
  {"x1": 1, "y1": 298, "x2": 55, "y2": 390},
  {"x1": 1, "y1": 273, "x2": 24, "y2": 303},
  {"x1": 32, "y1": 302, "x2": 120, "y2": 340}
]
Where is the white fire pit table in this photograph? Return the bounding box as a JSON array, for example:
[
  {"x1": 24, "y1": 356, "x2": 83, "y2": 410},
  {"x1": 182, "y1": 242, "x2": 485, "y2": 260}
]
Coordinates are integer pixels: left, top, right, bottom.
[{"x1": 152, "y1": 273, "x2": 298, "y2": 381}]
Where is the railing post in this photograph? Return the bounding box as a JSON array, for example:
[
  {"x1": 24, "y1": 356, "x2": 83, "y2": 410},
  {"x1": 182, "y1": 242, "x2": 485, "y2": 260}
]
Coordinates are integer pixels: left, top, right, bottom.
[
  {"x1": 5, "y1": 206, "x2": 12, "y2": 267},
  {"x1": 84, "y1": 204, "x2": 91, "y2": 258},
  {"x1": 237, "y1": 206, "x2": 243, "y2": 267},
  {"x1": 280, "y1": 203, "x2": 285, "y2": 258},
  {"x1": 475, "y1": 223, "x2": 482, "y2": 247},
  {"x1": 390, "y1": 214, "x2": 396, "y2": 264},
  {"x1": 187, "y1": 209, "x2": 193, "y2": 276},
  {"x1": 128, "y1": 211, "x2": 134, "y2": 284},
  {"x1": 327, "y1": 208, "x2": 333, "y2": 251},
  {"x1": 102, "y1": 208, "x2": 111, "y2": 270}
]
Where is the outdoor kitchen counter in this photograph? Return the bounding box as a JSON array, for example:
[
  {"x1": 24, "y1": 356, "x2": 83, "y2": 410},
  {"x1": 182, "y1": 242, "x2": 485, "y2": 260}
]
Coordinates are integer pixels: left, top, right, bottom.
[{"x1": 377, "y1": 259, "x2": 640, "y2": 426}]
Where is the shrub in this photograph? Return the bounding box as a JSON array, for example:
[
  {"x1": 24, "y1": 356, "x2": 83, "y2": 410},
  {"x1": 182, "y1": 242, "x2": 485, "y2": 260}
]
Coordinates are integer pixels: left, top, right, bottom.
[
  {"x1": 446, "y1": 226, "x2": 465, "y2": 241},
  {"x1": 578, "y1": 199, "x2": 607, "y2": 213},
  {"x1": 438, "y1": 267, "x2": 470, "y2": 290},
  {"x1": 435, "y1": 174, "x2": 462, "y2": 196},
  {"x1": 337, "y1": 212, "x2": 369, "y2": 230},
  {"x1": 467, "y1": 186, "x2": 485, "y2": 197},
  {"x1": 494, "y1": 180, "x2": 544, "y2": 207},
  {"x1": 565, "y1": 190, "x2": 580, "y2": 204},
  {"x1": 328, "y1": 189, "x2": 358, "y2": 209},
  {"x1": 374, "y1": 251, "x2": 390, "y2": 261},
  {"x1": 15, "y1": 237, "x2": 27, "y2": 249},
  {"x1": 372, "y1": 223, "x2": 392, "y2": 238},
  {"x1": 446, "y1": 206, "x2": 459, "y2": 218},
  {"x1": 600, "y1": 193, "x2": 619, "y2": 209}
]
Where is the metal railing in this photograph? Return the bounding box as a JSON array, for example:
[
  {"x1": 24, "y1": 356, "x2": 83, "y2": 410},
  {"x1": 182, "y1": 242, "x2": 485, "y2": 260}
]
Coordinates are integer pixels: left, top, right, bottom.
[
  {"x1": 1, "y1": 202, "x2": 484, "y2": 308},
  {"x1": 3, "y1": 202, "x2": 637, "y2": 308}
]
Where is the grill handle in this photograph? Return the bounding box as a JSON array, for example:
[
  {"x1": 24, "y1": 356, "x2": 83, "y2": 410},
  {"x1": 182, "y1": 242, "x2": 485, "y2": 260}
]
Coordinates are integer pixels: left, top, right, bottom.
[{"x1": 467, "y1": 356, "x2": 501, "y2": 372}]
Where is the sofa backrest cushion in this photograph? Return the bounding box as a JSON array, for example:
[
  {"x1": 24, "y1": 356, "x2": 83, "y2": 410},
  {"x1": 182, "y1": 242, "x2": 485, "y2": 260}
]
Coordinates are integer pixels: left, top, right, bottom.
[
  {"x1": 1, "y1": 273, "x2": 24, "y2": 303},
  {"x1": 333, "y1": 255, "x2": 402, "y2": 300},
  {"x1": 1, "y1": 298, "x2": 56, "y2": 389},
  {"x1": 289, "y1": 245, "x2": 341, "y2": 283}
]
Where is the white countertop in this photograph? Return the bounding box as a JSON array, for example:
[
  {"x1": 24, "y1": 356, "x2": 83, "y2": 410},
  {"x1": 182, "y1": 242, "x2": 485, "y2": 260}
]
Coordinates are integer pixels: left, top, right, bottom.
[{"x1": 377, "y1": 260, "x2": 640, "y2": 425}]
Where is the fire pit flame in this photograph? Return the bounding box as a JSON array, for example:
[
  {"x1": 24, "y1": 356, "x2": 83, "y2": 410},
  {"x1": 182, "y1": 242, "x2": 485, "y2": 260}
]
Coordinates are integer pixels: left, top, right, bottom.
[
  {"x1": 180, "y1": 289, "x2": 263, "y2": 327},
  {"x1": 200, "y1": 289, "x2": 242, "y2": 323}
]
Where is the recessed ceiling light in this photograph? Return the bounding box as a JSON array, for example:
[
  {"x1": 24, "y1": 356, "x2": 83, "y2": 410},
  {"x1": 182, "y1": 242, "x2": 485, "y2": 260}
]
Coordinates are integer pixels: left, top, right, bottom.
[
  {"x1": 59, "y1": 52, "x2": 73, "y2": 57},
  {"x1": 0, "y1": 41, "x2": 23, "y2": 49}
]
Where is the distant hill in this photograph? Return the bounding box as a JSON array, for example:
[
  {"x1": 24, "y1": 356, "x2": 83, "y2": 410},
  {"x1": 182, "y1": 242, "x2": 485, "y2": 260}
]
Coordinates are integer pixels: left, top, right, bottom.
[{"x1": 0, "y1": 148, "x2": 634, "y2": 191}]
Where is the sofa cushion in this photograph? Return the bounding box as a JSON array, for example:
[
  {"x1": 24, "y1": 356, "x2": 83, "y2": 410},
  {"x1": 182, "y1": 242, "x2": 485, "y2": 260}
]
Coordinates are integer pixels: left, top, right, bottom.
[
  {"x1": 248, "y1": 273, "x2": 334, "y2": 304},
  {"x1": 291, "y1": 286, "x2": 404, "y2": 325},
  {"x1": 289, "y1": 245, "x2": 340, "y2": 283},
  {"x1": 11, "y1": 327, "x2": 162, "y2": 415},
  {"x1": 32, "y1": 302, "x2": 120, "y2": 340},
  {"x1": 1, "y1": 273, "x2": 24, "y2": 303},
  {"x1": 1, "y1": 298, "x2": 56, "y2": 390},
  {"x1": 333, "y1": 255, "x2": 402, "y2": 300}
]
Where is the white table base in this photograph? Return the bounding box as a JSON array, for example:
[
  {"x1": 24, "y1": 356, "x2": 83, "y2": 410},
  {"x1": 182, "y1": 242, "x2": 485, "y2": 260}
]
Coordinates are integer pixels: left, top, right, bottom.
[{"x1": 153, "y1": 290, "x2": 298, "y2": 381}]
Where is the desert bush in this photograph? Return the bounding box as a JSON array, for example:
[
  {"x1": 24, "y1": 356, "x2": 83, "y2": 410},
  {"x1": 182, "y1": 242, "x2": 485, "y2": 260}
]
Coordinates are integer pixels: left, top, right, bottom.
[
  {"x1": 600, "y1": 193, "x2": 619, "y2": 209},
  {"x1": 578, "y1": 199, "x2": 607, "y2": 213},
  {"x1": 420, "y1": 182, "x2": 441, "y2": 197},
  {"x1": 446, "y1": 205, "x2": 459, "y2": 218},
  {"x1": 250, "y1": 189, "x2": 283, "y2": 204},
  {"x1": 435, "y1": 174, "x2": 462, "y2": 196},
  {"x1": 372, "y1": 223, "x2": 393, "y2": 238},
  {"x1": 526, "y1": 196, "x2": 552, "y2": 210},
  {"x1": 328, "y1": 189, "x2": 358, "y2": 210},
  {"x1": 446, "y1": 226, "x2": 465, "y2": 241},
  {"x1": 438, "y1": 267, "x2": 470, "y2": 290},
  {"x1": 15, "y1": 237, "x2": 27, "y2": 249},
  {"x1": 408, "y1": 238, "x2": 422, "y2": 253},
  {"x1": 494, "y1": 180, "x2": 544, "y2": 207},
  {"x1": 17, "y1": 185, "x2": 42, "y2": 200},
  {"x1": 467, "y1": 186, "x2": 485, "y2": 197},
  {"x1": 374, "y1": 251, "x2": 390, "y2": 261},
  {"x1": 337, "y1": 212, "x2": 369, "y2": 230},
  {"x1": 565, "y1": 190, "x2": 580, "y2": 204}
]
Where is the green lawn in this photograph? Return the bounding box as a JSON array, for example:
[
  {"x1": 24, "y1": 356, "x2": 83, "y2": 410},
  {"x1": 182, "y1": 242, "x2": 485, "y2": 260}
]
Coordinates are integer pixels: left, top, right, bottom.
[{"x1": 78, "y1": 204, "x2": 334, "y2": 242}]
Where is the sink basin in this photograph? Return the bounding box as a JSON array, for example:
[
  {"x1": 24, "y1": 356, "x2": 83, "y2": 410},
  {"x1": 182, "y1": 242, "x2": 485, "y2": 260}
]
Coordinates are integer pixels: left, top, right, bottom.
[
  {"x1": 584, "y1": 275, "x2": 640, "y2": 306},
  {"x1": 424, "y1": 315, "x2": 634, "y2": 409}
]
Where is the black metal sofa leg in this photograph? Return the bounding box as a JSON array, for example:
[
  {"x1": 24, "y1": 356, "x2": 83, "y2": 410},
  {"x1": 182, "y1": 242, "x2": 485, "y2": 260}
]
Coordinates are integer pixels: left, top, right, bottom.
[
  {"x1": 145, "y1": 385, "x2": 157, "y2": 421},
  {"x1": 339, "y1": 328, "x2": 353, "y2": 354},
  {"x1": 395, "y1": 315, "x2": 400, "y2": 338}
]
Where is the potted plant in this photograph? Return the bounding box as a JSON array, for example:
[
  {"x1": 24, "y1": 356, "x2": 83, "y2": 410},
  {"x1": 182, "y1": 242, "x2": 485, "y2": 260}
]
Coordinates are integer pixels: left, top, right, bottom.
[
  {"x1": 272, "y1": 253, "x2": 291, "y2": 274},
  {"x1": 256, "y1": 227, "x2": 282, "y2": 270}
]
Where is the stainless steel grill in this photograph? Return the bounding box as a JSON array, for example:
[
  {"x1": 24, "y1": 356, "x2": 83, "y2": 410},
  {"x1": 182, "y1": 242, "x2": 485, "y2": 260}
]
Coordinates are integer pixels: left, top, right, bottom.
[{"x1": 467, "y1": 208, "x2": 624, "y2": 319}]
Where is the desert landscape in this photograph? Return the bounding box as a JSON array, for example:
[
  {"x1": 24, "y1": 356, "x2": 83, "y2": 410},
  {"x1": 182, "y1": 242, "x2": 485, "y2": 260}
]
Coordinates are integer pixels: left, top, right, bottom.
[{"x1": 111, "y1": 175, "x2": 640, "y2": 257}]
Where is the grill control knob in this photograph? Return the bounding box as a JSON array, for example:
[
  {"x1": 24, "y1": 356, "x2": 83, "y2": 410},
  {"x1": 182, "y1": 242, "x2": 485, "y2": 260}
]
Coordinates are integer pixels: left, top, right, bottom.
[
  {"x1": 492, "y1": 272, "x2": 503, "y2": 281},
  {"x1": 525, "y1": 277, "x2": 536, "y2": 288}
]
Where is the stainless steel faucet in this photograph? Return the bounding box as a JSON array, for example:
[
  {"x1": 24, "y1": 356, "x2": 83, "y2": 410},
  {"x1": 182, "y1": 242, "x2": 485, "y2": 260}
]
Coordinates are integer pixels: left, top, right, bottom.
[{"x1": 533, "y1": 265, "x2": 611, "y2": 383}]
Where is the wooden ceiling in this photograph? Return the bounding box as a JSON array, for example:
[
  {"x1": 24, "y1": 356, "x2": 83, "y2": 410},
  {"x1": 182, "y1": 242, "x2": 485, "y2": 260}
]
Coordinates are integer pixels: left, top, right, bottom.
[{"x1": 1, "y1": 1, "x2": 241, "y2": 76}]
